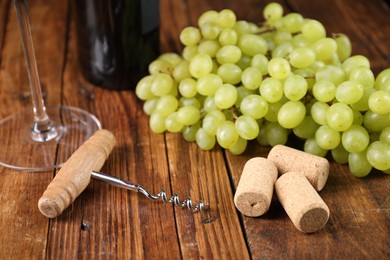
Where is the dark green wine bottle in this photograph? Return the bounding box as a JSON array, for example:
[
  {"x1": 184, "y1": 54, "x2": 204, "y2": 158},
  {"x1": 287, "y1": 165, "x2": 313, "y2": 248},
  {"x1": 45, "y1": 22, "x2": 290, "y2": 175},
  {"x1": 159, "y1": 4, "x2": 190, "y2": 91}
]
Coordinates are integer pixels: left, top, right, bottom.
[{"x1": 72, "y1": 0, "x2": 160, "y2": 90}]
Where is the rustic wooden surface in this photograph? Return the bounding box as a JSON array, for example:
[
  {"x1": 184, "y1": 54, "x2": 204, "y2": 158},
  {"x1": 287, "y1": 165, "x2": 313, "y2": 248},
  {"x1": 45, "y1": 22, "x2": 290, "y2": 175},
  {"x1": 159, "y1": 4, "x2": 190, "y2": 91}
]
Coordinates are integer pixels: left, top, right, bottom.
[{"x1": 0, "y1": 0, "x2": 389, "y2": 259}]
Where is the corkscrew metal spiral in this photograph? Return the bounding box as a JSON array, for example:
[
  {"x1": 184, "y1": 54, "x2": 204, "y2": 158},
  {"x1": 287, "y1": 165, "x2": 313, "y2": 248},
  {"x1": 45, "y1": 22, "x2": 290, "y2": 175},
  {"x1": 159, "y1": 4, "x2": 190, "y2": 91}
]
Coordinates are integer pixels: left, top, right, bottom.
[{"x1": 91, "y1": 171, "x2": 215, "y2": 222}]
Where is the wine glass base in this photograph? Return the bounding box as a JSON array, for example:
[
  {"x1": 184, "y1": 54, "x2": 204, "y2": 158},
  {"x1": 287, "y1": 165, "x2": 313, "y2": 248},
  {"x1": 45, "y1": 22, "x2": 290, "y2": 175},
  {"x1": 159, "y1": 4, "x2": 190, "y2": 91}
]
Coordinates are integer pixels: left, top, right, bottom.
[{"x1": 0, "y1": 105, "x2": 102, "y2": 171}]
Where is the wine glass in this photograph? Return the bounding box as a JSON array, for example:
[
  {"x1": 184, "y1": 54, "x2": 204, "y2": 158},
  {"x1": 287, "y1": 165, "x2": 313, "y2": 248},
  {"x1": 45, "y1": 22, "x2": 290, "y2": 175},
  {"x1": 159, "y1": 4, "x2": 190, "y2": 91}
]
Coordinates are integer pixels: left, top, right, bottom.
[{"x1": 0, "y1": 0, "x2": 102, "y2": 171}]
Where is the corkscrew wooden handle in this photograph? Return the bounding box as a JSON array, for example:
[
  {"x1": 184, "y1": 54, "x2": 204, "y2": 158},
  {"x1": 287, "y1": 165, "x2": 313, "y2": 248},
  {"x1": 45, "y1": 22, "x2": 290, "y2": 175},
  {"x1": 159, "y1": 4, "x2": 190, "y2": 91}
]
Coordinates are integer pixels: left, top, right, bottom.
[{"x1": 38, "y1": 129, "x2": 116, "y2": 218}]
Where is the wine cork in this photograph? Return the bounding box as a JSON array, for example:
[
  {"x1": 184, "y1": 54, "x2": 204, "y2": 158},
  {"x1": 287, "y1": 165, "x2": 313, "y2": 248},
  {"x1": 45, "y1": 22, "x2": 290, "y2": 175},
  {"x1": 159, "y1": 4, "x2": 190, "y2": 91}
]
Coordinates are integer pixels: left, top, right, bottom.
[
  {"x1": 234, "y1": 157, "x2": 278, "y2": 217},
  {"x1": 275, "y1": 171, "x2": 330, "y2": 233},
  {"x1": 267, "y1": 145, "x2": 329, "y2": 191}
]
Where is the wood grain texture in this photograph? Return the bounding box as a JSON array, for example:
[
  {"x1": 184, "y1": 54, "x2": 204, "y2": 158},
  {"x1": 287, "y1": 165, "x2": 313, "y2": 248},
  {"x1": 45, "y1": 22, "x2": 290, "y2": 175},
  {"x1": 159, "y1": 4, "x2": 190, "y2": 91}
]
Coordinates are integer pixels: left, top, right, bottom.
[{"x1": 0, "y1": 0, "x2": 389, "y2": 259}]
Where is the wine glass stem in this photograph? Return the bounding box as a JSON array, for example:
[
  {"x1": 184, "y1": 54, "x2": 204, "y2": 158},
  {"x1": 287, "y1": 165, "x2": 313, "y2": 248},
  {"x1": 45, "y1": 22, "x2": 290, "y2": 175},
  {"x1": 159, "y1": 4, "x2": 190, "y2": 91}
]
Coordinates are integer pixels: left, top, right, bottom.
[{"x1": 13, "y1": 0, "x2": 59, "y2": 141}]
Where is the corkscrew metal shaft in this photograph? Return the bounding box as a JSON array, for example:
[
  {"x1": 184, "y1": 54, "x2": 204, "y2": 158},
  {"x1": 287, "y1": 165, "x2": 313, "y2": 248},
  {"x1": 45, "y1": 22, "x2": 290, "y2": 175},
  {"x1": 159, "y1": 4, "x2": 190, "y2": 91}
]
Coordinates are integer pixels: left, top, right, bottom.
[{"x1": 91, "y1": 171, "x2": 206, "y2": 213}]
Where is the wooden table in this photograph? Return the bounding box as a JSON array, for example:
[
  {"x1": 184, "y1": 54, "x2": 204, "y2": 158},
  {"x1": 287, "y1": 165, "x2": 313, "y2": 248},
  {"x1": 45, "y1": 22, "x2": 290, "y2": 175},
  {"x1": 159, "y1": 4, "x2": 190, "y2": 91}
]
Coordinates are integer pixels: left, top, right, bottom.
[{"x1": 1, "y1": 0, "x2": 389, "y2": 258}]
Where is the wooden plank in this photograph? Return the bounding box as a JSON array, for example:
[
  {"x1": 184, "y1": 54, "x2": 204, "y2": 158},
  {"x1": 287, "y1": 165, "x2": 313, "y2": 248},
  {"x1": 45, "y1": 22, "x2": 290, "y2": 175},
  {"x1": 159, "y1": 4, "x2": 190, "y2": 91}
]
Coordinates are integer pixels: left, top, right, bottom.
[
  {"x1": 0, "y1": 0, "x2": 69, "y2": 259},
  {"x1": 224, "y1": 0, "x2": 390, "y2": 258},
  {"x1": 45, "y1": 11, "x2": 182, "y2": 258},
  {"x1": 160, "y1": 1, "x2": 251, "y2": 258},
  {"x1": 0, "y1": 0, "x2": 10, "y2": 64}
]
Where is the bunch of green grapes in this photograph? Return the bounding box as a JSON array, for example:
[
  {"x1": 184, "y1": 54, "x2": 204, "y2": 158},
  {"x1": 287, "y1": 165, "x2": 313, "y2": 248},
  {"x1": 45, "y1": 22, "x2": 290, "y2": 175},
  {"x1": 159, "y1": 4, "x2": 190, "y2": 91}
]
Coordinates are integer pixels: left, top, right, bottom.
[{"x1": 135, "y1": 2, "x2": 390, "y2": 177}]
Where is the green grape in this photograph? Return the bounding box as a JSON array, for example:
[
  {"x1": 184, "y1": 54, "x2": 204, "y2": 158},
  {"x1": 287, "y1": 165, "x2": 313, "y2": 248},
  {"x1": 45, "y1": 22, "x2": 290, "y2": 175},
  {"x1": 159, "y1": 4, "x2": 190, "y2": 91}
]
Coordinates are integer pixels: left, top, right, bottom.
[
  {"x1": 311, "y1": 101, "x2": 329, "y2": 125},
  {"x1": 196, "y1": 74, "x2": 223, "y2": 96},
  {"x1": 135, "y1": 75, "x2": 155, "y2": 100},
  {"x1": 203, "y1": 110, "x2": 226, "y2": 135},
  {"x1": 350, "y1": 86, "x2": 375, "y2": 111},
  {"x1": 349, "y1": 66, "x2": 375, "y2": 88},
  {"x1": 264, "y1": 122, "x2": 288, "y2": 146},
  {"x1": 178, "y1": 78, "x2": 197, "y2": 98},
  {"x1": 203, "y1": 95, "x2": 217, "y2": 112},
  {"x1": 236, "y1": 55, "x2": 252, "y2": 70},
  {"x1": 293, "y1": 115, "x2": 319, "y2": 139},
  {"x1": 333, "y1": 33, "x2": 352, "y2": 62},
  {"x1": 235, "y1": 115, "x2": 260, "y2": 140},
  {"x1": 341, "y1": 125, "x2": 369, "y2": 153},
  {"x1": 148, "y1": 59, "x2": 174, "y2": 75},
  {"x1": 241, "y1": 67, "x2": 262, "y2": 90},
  {"x1": 315, "y1": 125, "x2": 341, "y2": 150},
  {"x1": 304, "y1": 137, "x2": 328, "y2": 157},
  {"x1": 151, "y1": 73, "x2": 174, "y2": 96},
  {"x1": 366, "y1": 141, "x2": 390, "y2": 171},
  {"x1": 196, "y1": 128, "x2": 216, "y2": 150},
  {"x1": 364, "y1": 111, "x2": 390, "y2": 132},
  {"x1": 216, "y1": 9, "x2": 236, "y2": 29},
  {"x1": 265, "y1": 101, "x2": 283, "y2": 122},
  {"x1": 316, "y1": 65, "x2": 346, "y2": 86},
  {"x1": 149, "y1": 111, "x2": 167, "y2": 133},
  {"x1": 172, "y1": 60, "x2": 191, "y2": 82},
  {"x1": 216, "y1": 121, "x2": 239, "y2": 148},
  {"x1": 342, "y1": 55, "x2": 370, "y2": 77},
  {"x1": 272, "y1": 41, "x2": 293, "y2": 58},
  {"x1": 180, "y1": 26, "x2": 201, "y2": 46},
  {"x1": 260, "y1": 77, "x2": 283, "y2": 103},
  {"x1": 198, "y1": 40, "x2": 221, "y2": 57},
  {"x1": 238, "y1": 34, "x2": 268, "y2": 56},
  {"x1": 233, "y1": 20, "x2": 251, "y2": 36},
  {"x1": 240, "y1": 94, "x2": 269, "y2": 119},
  {"x1": 168, "y1": 80, "x2": 178, "y2": 97},
  {"x1": 182, "y1": 122, "x2": 201, "y2": 142},
  {"x1": 293, "y1": 68, "x2": 315, "y2": 90},
  {"x1": 156, "y1": 95, "x2": 179, "y2": 116},
  {"x1": 378, "y1": 79, "x2": 390, "y2": 92},
  {"x1": 189, "y1": 54, "x2": 213, "y2": 78},
  {"x1": 335, "y1": 80, "x2": 364, "y2": 104},
  {"x1": 228, "y1": 137, "x2": 247, "y2": 155},
  {"x1": 263, "y1": 2, "x2": 283, "y2": 22},
  {"x1": 278, "y1": 101, "x2": 306, "y2": 129},
  {"x1": 219, "y1": 28, "x2": 238, "y2": 45},
  {"x1": 310, "y1": 60, "x2": 326, "y2": 72},
  {"x1": 273, "y1": 31, "x2": 292, "y2": 45},
  {"x1": 301, "y1": 19, "x2": 326, "y2": 43},
  {"x1": 283, "y1": 75, "x2": 308, "y2": 101},
  {"x1": 256, "y1": 124, "x2": 269, "y2": 146},
  {"x1": 198, "y1": 10, "x2": 218, "y2": 27},
  {"x1": 331, "y1": 144, "x2": 349, "y2": 164},
  {"x1": 176, "y1": 106, "x2": 201, "y2": 125},
  {"x1": 200, "y1": 23, "x2": 220, "y2": 40},
  {"x1": 217, "y1": 63, "x2": 242, "y2": 84},
  {"x1": 374, "y1": 68, "x2": 390, "y2": 90},
  {"x1": 182, "y1": 45, "x2": 199, "y2": 61},
  {"x1": 216, "y1": 45, "x2": 242, "y2": 64},
  {"x1": 235, "y1": 86, "x2": 254, "y2": 108},
  {"x1": 288, "y1": 47, "x2": 315, "y2": 68},
  {"x1": 214, "y1": 84, "x2": 238, "y2": 109},
  {"x1": 312, "y1": 37, "x2": 337, "y2": 62},
  {"x1": 282, "y1": 13, "x2": 304, "y2": 33},
  {"x1": 352, "y1": 110, "x2": 364, "y2": 125},
  {"x1": 268, "y1": 57, "x2": 291, "y2": 80},
  {"x1": 312, "y1": 81, "x2": 336, "y2": 103},
  {"x1": 291, "y1": 34, "x2": 309, "y2": 48},
  {"x1": 251, "y1": 54, "x2": 269, "y2": 75},
  {"x1": 348, "y1": 150, "x2": 372, "y2": 177},
  {"x1": 179, "y1": 97, "x2": 201, "y2": 109},
  {"x1": 158, "y1": 52, "x2": 182, "y2": 67},
  {"x1": 326, "y1": 103, "x2": 353, "y2": 131},
  {"x1": 143, "y1": 98, "x2": 158, "y2": 115},
  {"x1": 368, "y1": 90, "x2": 390, "y2": 114},
  {"x1": 379, "y1": 127, "x2": 390, "y2": 144},
  {"x1": 165, "y1": 112, "x2": 184, "y2": 133}
]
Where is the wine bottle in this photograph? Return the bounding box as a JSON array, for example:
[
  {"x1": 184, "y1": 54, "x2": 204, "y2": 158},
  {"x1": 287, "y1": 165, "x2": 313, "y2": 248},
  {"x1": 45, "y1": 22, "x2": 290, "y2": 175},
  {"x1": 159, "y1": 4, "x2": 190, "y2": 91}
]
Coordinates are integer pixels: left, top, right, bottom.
[{"x1": 72, "y1": 0, "x2": 160, "y2": 90}]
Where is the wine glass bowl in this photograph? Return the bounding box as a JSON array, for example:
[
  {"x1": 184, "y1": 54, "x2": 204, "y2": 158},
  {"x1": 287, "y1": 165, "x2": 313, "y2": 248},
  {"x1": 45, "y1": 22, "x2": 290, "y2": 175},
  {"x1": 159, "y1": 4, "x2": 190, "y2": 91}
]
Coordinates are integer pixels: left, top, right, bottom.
[{"x1": 0, "y1": 0, "x2": 102, "y2": 171}]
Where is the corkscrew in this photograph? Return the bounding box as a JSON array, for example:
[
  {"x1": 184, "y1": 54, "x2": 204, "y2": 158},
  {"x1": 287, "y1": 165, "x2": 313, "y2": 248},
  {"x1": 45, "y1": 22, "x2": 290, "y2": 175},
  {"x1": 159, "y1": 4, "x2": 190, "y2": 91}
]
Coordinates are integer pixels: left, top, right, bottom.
[
  {"x1": 38, "y1": 130, "x2": 215, "y2": 223},
  {"x1": 90, "y1": 171, "x2": 205, "y2": 213}
]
